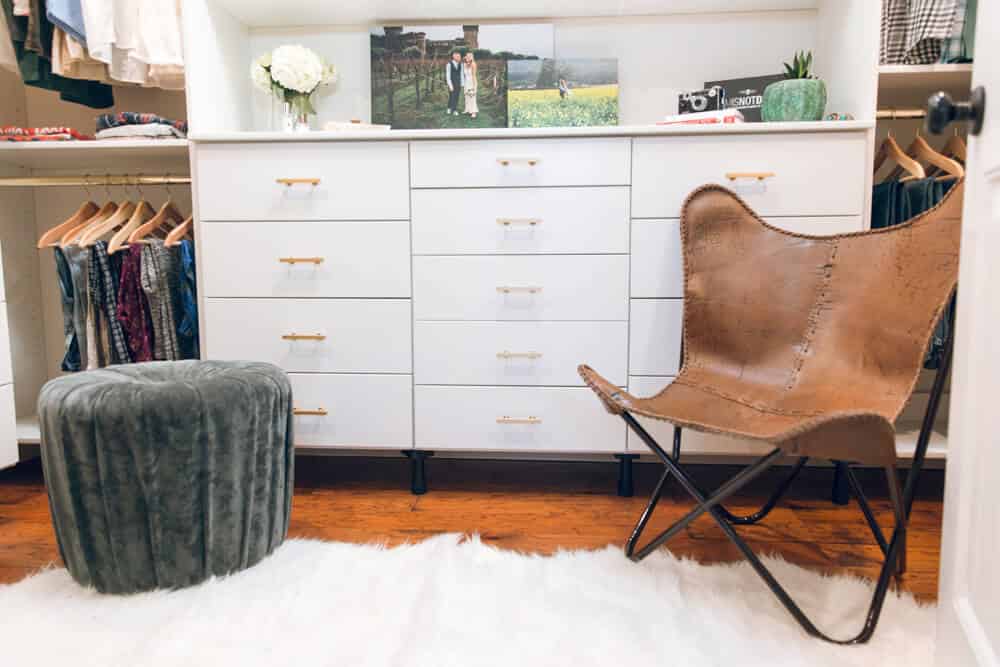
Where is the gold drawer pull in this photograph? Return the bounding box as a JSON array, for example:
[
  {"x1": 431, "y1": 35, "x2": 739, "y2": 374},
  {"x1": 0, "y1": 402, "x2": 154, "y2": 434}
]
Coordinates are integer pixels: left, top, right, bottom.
[
  {"x1": 725, "y1": 171, "x2": 775, "y2": 181},
  {"x1": 279, "y1": 257, "x2": 324, "y2": 265},
  {"x1": 497, "y1": 351, "x2": 542, "y2": 360},
  {"x1": 293, "y1": 407, "x2": 328, "y2": 416},
  {"x1": 497, "y1": 217, "x2": 542, "y2": 226},
  {"x1": 497, "y1": 157, "x2": 540, "y2": 167},
  {"x1": 497, "y1": 286, "x2": 542, "y2": 294},
  {"x1": 282, "y1": 333, "x2": 326, "y2": 341},
  {"x1": 496, "y1": 416, "x2": 542, "y2": 425},
  {"x1": 276, "y1": 177, "x2": 321, "y2": 186}
]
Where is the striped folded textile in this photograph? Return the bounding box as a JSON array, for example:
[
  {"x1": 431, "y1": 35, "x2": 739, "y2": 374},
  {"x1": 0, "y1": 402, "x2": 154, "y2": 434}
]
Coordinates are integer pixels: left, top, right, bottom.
[
  {"x1": 95, "y1": 112, "x2": 188, "y2": 135},
  {"x1": 0, "y1": 126, "x2": 94, "y2": 140}
]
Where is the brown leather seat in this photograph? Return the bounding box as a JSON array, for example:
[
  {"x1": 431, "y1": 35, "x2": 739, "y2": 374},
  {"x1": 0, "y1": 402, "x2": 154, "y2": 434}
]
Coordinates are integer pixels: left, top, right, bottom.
[{"x1": 581, "y1": 181, "x2": 963, "y2": 467}]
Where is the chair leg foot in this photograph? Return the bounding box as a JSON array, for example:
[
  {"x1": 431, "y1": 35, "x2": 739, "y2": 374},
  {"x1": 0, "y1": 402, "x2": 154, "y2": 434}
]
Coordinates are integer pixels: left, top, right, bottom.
[
  {"x1": 831, "y1": 461, "x2": 851, "y2": 506},
  {"x1": 615, "y1": 454, "x2": 639, "y2": 497},
  {"x1": 404, "y1": 450, "x2": 431, "y2": 495}
]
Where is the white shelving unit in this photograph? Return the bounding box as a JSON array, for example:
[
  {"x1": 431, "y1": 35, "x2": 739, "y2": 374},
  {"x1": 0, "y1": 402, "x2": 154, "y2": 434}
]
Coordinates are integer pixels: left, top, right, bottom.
[
  {"x1": 877, "y1": 63, "x2": 973, "y2": 108},
  {"x1": 0, "y1": 140, "x2": 189, "y2": 172}
]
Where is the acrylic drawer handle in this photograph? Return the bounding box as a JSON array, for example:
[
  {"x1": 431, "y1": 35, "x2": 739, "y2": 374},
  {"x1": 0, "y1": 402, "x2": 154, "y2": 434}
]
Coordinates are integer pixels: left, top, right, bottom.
[
  {"x1": 279, "y1": 257, "x2": 324, "y2": 265},
  {"x1": 293, "y1": 408, "x2": 328, "y2": 416},
  {"x1": 497, "y1": 351, "x2": 542, "y2": 360},
  {"x1": 497, "y1": 217, "x2": 542, "y2": 226},
  {"x1": 724, "y1": 172, "x2": 775, "y2": 181},
  {"x1": 282, "y1": 333, "x2": 326, "y2": 341},
  {"x1": 496, "y1": 416, "x2": 542, "y2": 425},
  {"x1": 497, "y1": 286, "x2": 542, "y2": 294},
  {"x1": 276, "y1": 177, "x2": 321, "y2": 186},
  {"x1": 497, "y1": 157, "x2": 540, "y2": 167}
]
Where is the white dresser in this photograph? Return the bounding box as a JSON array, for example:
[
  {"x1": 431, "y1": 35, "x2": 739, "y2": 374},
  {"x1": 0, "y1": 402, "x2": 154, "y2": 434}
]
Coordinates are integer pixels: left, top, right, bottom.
[
  {"x1": 191, "y1": 123, "x2": 871, "y2": 487},
  {"x1": 0, "y1": 248, "x2": 18, "y2": 470}
]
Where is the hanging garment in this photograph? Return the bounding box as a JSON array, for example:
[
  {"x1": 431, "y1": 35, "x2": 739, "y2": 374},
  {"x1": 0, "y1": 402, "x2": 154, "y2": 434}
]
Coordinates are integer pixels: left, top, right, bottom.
[
  {"x1": 45, "y1": 0, "x2": 86, "y2": 46},
  {"x1": 90, "y1": 241, "x2": 132, "y2": 364},
  {"x1": 134, "y1": 0, "x2": 182, "y2": 68},
  {"x1": 0, "y1": 0, "x2": 114, "y2": 108},
  {"x1": 61, "y1": 245, "x2": 90, "y2": 370},
  {"x1": 904, "y1": 0, "x2": 961, "y2": 64},
  {"x1": 11, "y1": 0, "x2": 26, "y2": 15},
  {"x1": 53, "y1": 247, "x2": 82, "y2": 372},
  {"x1": 880, "y1": 0, "x2": 909, "y2": 64},
  {"x1": 117, "y1": 244, "x2": 154, "y2": 362},
  {"x1": 140, "y1": 240, "x2": 180, "y2": 361},
  {"x1": 177, "y1": 239, "x2": 199, "y2": 359},
  {"x1": 51, "y1": 28, "x2": 107, "y2": 81},
  {"x1": 940, "y1": 0, "x2": 976, "y2": 63}
]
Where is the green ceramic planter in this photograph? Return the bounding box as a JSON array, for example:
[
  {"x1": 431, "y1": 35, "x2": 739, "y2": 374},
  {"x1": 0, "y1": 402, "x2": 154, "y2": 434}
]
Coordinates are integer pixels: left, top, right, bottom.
[{"x1": 761, "y1": 79, "x2": 827, "y2": 122}]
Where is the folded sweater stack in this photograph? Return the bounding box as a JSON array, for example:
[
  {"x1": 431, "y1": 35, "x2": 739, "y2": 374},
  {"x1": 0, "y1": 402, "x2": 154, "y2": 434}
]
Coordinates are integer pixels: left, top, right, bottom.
[
  {"x1": 1, "y1": 125, "x2": 93, "y2": 141},
  {"x1": 94, "y1": 112, "x2": 187, "y2": 140}
]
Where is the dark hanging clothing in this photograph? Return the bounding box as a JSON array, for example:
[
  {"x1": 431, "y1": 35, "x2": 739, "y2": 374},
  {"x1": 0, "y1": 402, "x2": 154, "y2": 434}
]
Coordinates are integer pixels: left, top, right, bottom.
[
  {"x1": 140, "y1": 240, "x2": 181, "y2": 361},
  {"x1": 53, "y1": 247, "x2": 81, "y2": 372},
  {"x1": 117, "y1": 245, "x2": 155, "y2": 363},
  {"x1": 177, "y1": 240, "x2": 199, "y2": 359},
  {"x1": 0, "y1": 0, "x2": 114, "y2": 108},
  {"x1": 90, "y1": 241, "x2": 132, "y2": 365}
]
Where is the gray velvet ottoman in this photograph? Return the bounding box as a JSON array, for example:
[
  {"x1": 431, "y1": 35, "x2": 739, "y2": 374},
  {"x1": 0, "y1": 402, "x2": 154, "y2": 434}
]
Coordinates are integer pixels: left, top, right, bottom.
[{"x1": 38, "y1": 360, "x2": 294, "y2": 594}]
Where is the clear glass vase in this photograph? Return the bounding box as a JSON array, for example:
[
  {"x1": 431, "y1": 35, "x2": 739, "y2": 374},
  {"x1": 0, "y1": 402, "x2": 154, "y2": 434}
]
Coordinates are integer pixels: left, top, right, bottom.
[{"x1": 280, "y1": 101, "x2": 310, "y2": 133}]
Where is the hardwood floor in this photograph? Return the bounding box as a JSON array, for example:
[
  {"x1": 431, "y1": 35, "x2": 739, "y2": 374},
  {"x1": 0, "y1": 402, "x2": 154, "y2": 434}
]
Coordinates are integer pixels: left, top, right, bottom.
[{"x1": 0, "y1": 455, "x2": 944, "y2": 601}]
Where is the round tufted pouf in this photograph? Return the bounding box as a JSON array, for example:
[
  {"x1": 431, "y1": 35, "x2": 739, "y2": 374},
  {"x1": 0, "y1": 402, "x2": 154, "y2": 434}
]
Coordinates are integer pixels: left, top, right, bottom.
[{"x1": 37, "y1": 360, "x2": 294, "y2": 594}]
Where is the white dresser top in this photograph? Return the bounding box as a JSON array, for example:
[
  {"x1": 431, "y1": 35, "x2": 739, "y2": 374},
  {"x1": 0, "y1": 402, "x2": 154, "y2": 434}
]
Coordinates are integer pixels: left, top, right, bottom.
[{"x1": 190, "y1": 120, "x2": 874, "y2": 143}]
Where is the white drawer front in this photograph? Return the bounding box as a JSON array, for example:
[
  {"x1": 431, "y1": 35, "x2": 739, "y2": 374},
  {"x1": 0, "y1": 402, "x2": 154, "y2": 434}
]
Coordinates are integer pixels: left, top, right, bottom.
[
  {"x1": 201, "y1": 222, "x2": 410, "y2": 298},
  {"x1": 289, "y1": 373, "x2": 412, "y2": 449},
  {"x1": 632, "y1": 133, "x2": 867, "y2": 218},
  {"x1": 415, "y1": 386, "x2": 624, "y2": 453},
  {"x1": 204, "y1": 299, "x2": 411, "y2": 373},
  {"x1": 412, "y1": 187, "x2": 629, "y2": 255},
  {"x1": 414, "y1": 321, "x2": 626, "y2": 386},
  {"x1": 625, "y1": 376, "x2": 767, "y2": 456},
  {"x1": 629, "y1": 299, "x2": 683, "y2": 375},
  {"x1": 0, "y1": 383, "x2": 14, "y2": 469},
  {"x1": 0, "y1": 306, "x2": 11, "y2": 385},
  {"x1": 413, "y1": 255, "x2": 628, "y2": 321},
  {"x1": 631, "y1": 220, "x2": 684, "y2": 299},
  {"x1": 197, "y1": 142, "x2": 409, "y2": 221},
  {"x1": 410, "y1": 138, "x2": 630, "y2": 188}
]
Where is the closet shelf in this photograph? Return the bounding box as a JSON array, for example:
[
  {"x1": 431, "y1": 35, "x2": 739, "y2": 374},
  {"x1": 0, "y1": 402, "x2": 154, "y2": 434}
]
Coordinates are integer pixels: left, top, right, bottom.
[
  {"x1": 211, "y1": 0, "x2": 820, "y2": 27},
  {"x1": 878, "y1": 63, "x2": 973, "y2": 111},
  {"x1": 0, "y1": 139, "x2": 190, "y2": 172}
]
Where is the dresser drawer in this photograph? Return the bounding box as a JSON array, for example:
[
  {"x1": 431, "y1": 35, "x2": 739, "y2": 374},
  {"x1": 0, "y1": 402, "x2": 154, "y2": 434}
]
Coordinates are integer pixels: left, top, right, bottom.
[
  {"x1": 204, "y1": 299, "x2": 411, "y2": 373},
  {"x1": 412, "y1": 187, "x2": 629, "y2": 255},
  {"x1": 0, "y1": 306, "x2": 11, "y2": 385},
  {"x1": 629, "y1": 299, "x2": 684, "y2": 375},
  {"x1": 413, "y1": 255, "x2": 628, "y2": 321},
  {"x1": 415, "y1": 386, "x2": 624, "y2": 453},
  {"x1": 631, "y1": 132, "x2": 867, "y2": 218},
  {"x1": 289, "y1": 373, "x2": 412, "y2": 449},
  {"x1": 196, "y1": 141, "x2": 409, "y2": 221},
  {"x1": 200, "y1": 221, "x2": 410, "y2": 298},
  {"x1": 414, "y1": 321, "x2": 626, "y2": 386},
  {"x1": 410, "y1": 138, "x2": 630, "y2": 188},
  {"x1": 625, "y1": 376, "x2": 766, "y2": 455}
]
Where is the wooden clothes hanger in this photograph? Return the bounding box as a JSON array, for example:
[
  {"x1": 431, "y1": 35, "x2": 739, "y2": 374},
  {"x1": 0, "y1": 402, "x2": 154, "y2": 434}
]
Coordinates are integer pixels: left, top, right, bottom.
[
  {"x1": 128, "y1": 193, "x2": 186, "y2": 244},
  {"x1": 164, "y1": 215, "x2": 193, "y2": 246},
  {"x1": 873, "y1": 132, "x2": 926, "y2": 181},
  {"x1": 927, "y1": 131, "x2": 967, "y2": 177},
  {"x1": 76, "y1": 200, "x2": 137, "y2": 247},
  {"x1": 890, "y1": 130, "x2": 964, "y2": 182},
  {"x1": 38, "y1": 200, "x2": 99, "y2": 248}
]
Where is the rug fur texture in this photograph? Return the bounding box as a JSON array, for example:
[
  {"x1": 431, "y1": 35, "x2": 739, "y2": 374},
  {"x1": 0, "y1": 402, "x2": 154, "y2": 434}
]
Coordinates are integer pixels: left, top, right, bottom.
[{"x1": 0, "y1": 535, "x2": 934, "y2": 666}]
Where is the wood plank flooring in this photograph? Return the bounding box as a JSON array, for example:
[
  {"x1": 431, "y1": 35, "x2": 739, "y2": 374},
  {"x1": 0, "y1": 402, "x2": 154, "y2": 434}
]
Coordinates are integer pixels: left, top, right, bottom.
[{"x1": 0, "y1": 455, "x2": 944, "y2": 601}]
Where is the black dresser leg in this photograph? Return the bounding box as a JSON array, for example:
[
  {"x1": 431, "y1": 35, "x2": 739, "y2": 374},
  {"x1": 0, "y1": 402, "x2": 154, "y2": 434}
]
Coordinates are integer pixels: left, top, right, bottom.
[
  {"x1": 615, "y1": 454, "x2": 639, "y2": 497},
  {"x1": 404, "y1": 450, "x2": 430, "y2": 495},
  {"x1": 831, "y1": 460, "x2": 851, "y2": 505}
]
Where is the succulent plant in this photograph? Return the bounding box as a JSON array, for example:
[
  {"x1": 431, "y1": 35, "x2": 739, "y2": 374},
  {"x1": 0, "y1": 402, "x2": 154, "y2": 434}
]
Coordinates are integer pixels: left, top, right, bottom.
[{"x1": 782, "y1": 51, "x2": 815, "y2": 80}]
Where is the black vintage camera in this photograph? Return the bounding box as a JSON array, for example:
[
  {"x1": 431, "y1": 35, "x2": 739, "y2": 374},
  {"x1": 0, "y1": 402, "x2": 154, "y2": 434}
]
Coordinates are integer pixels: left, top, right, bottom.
[{"x1": 678, "y1": 85, "x2": 726, "y2": 114}]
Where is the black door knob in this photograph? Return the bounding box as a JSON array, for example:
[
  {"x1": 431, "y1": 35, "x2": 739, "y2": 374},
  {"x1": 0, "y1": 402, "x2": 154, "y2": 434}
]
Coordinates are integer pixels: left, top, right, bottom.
[{"x1": 927, "y1": 86, "x2": 986, "y2": 136}]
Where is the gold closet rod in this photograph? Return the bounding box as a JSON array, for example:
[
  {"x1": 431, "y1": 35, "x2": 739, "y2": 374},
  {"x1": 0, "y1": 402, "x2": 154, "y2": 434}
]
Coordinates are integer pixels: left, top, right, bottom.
[
  {"x1": 876, "y1": 108, "x2": 926, "y2": 120},
  {"x1": 0, "y1": 174, "x2": 191, "y2": 187}
]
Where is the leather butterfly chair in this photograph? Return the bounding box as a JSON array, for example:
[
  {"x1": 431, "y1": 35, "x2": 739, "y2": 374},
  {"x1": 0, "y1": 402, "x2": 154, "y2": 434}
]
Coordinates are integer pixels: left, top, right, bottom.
[{"x1": 579, "y1": 181, "x2": 963, "y2": 644}]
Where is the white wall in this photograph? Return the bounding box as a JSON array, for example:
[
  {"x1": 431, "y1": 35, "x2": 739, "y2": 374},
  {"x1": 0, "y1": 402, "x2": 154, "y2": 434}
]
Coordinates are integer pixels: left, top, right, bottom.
[{"x1": 232, "y1": 10, "x2": 820, "y2": 130}]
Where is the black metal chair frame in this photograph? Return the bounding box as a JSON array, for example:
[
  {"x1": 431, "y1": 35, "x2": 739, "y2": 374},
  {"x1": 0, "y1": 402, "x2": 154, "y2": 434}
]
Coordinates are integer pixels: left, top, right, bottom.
[{"x1": 621, "y1": 300, "x2": 955, "y2": 645}]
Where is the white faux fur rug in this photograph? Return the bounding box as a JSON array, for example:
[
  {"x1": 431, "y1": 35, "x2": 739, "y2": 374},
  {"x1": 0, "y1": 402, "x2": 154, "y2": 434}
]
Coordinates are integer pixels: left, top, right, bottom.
[{"x1": 0, "y1": 535, "x2": 934, "y2": 667}]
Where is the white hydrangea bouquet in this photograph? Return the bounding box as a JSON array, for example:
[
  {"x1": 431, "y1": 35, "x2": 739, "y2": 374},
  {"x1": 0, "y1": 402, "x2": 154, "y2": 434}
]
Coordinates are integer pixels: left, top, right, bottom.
[{"x1": 251, "y1": 45, "x2": 337, "y2": 131}]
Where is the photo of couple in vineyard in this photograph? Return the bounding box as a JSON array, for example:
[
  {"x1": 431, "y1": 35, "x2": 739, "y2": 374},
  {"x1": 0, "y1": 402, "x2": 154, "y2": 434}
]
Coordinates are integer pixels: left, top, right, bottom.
[{"x1": 370, "y1": 23, "x2": 553, "y2": 130}]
